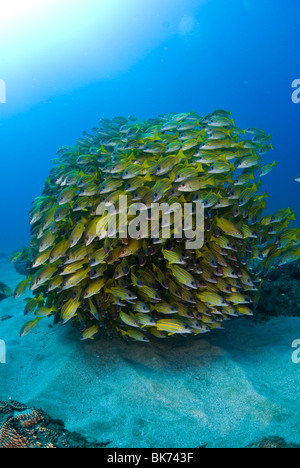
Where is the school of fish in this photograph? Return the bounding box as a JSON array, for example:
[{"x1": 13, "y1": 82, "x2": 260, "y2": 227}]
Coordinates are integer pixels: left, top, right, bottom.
[{"x1": 11, "y1": 110, "x2": 300, "y2": 342}]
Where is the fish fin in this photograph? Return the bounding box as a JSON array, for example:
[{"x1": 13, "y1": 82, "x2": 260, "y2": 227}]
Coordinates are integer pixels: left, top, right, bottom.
[
  {"x1": 169, "y1": 172, "x2": 176, "y2": 183},
  {"x1": 143, "y1": 173, "x2": 152, "y2": 182},
  {"x1": 177, "y1": 148, "x2": 185, "y2": 161}
]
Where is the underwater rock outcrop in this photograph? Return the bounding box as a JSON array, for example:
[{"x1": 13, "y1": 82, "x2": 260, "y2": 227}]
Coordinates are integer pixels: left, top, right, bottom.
[
  {"x1": 10, "y1": 248, "x2": 30, "y2": 277},
  {"x1": 0, "y1": 400, "x2": 109, "y2": 448},
  {"x1": 256, "y1": 260, "x2": 300, "y2": 318},
  {"x1": 11, "y1": 111, "x2": 300, "y2": 341},
  {"x1": 13, "y1": 260, "x2": 29, "y2": 277}
]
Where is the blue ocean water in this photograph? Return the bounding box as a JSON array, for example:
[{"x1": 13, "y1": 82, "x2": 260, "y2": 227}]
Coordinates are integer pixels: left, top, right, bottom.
[{"x1": 0, "y1": 0, "x2": 299, "y2": 254}]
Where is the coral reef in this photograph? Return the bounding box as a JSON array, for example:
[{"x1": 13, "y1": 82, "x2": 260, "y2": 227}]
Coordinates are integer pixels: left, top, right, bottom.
[
  {"x1": 1, "y1": 400, "x2": 298, "y2": 449},
  {"x1": 246, "y1": 436, "x2": 300, "y2": 449},
  {"x1": 0, "y1": 400, "x2": 110, "y2": 448}
]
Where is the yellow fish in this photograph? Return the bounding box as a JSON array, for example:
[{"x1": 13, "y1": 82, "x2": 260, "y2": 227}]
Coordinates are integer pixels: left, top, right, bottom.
[
  {"x1": 30, "y1": 265, "x2": 57, "y2": 291},
  {"x1": 62, "y1": 267, "x2": 90, "y2": 290},
  {"x1": 81, "y1": 325, "x2": 99, "y2": 340},
  {"x1": 198, "y1": 292, "x2": 229, "y2": 307},
  {"x1": 49, "y1": 239, "x2": 70, "y2": 263},
  {"x1": 33, "y1": 250, "x2": 52, "y2": 268},
  {"x1": 20, "y1": 318, "x2": 42, "y2": 337},
  {"x1": 69, "y1": 219, "x2": 87, "y2": 247},
  {"x1": 119, "y1": 240, "x2": 142, "y2": 258},
  {"x1": 120, "y1": 312, "x2": 140, "y2": 328},
  {"x1": 35, "y1": 306, "x2": 57, "y2": 317},
  {"x1": 119, "y1": 328, "x2": 150, "y2": 342},
  {"x1": 215, "y1": 217, "x2": 244, "y2": 239},
  {"x1": 38, "y1": 230, "x2": 56, "y2": 253},
  {"x1": 83, "y1": 278, "x2": 105, "y2": 299},
  {"x1": 156, "y1": 319, "x2": 192, "y2": 335},
  {"x1": 14, "y1": 278, "x2": 31, "y2": 299},
  {"x1": 61, "y1": 295, "x2": 81, "y2": 324}
]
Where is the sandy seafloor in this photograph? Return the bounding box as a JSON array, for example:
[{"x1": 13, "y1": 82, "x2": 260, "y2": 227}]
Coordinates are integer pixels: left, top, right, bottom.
[{"x1": 0, "y1": 257, "x2": 299, "y2": 448}]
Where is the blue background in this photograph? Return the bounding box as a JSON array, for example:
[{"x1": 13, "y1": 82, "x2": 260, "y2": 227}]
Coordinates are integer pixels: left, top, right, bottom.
[{"x1": 0, "y1": 0, "x2": 299, "y2": 253}]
